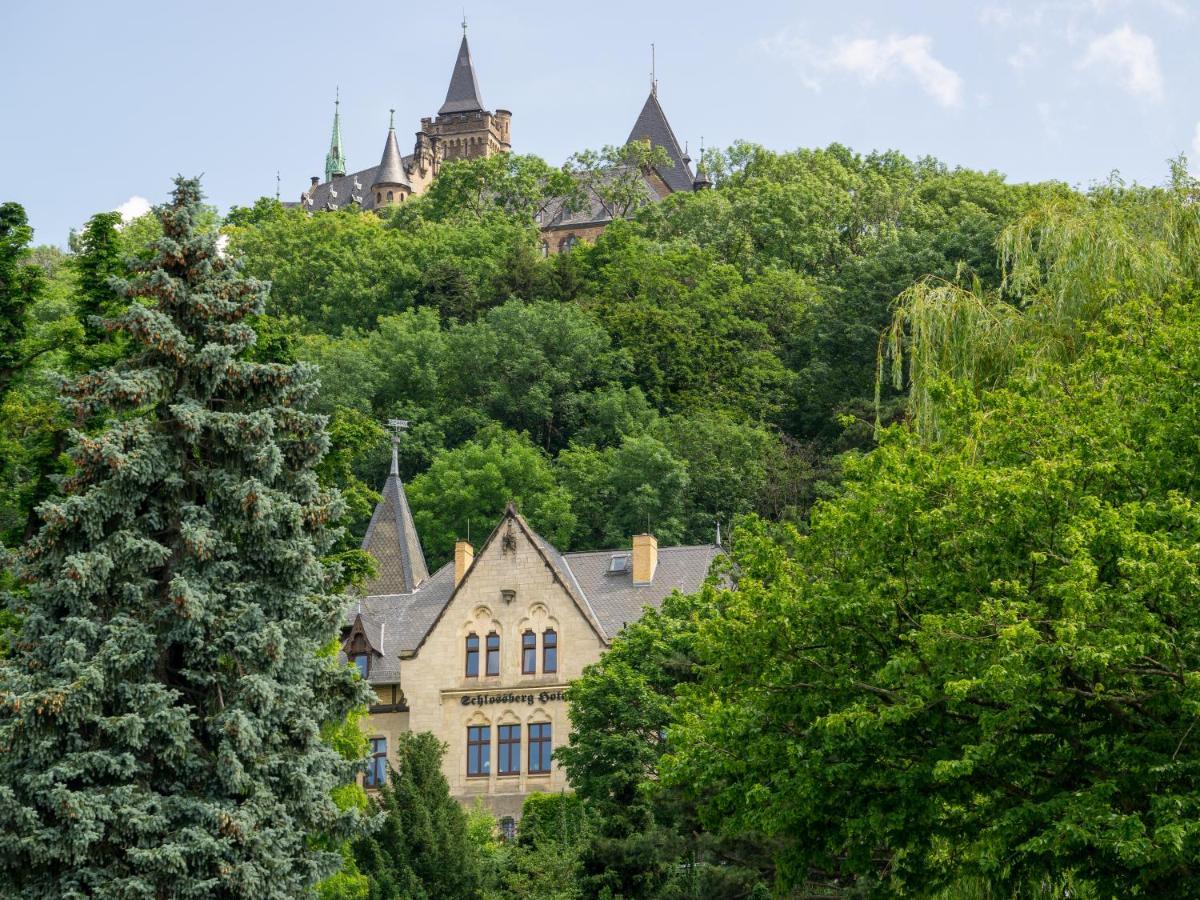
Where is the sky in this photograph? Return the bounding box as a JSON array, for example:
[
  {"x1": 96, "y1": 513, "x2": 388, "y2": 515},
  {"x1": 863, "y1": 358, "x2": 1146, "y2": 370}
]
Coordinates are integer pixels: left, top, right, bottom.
[{"x1": 3, "y1": 0, "x2": 1199, "y2": 247}]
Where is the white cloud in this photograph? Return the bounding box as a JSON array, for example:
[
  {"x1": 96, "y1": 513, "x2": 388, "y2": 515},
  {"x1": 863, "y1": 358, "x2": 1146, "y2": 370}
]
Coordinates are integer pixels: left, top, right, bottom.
[
  {"x1": 1078, "y1": 26, "x2": 1165, "y2": 99},
  {"x1": 829, "y1": 35, "x2": 965, "y2": 107},
  {"x1": 1008, "y1": 41, "x2": 1039, "y2": 69},
  {"x1": 115, "y1": 195, "x2": 151, "y2": 224},
  {"x1": 762, "y1": 29, "x2": 964, "y2": 109}
]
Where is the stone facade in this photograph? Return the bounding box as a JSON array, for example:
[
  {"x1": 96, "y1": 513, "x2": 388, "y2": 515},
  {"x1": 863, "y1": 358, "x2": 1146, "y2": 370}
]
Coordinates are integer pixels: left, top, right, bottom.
[{"x1": 343, "y1": 463, "x2": 719, "y2": 819}]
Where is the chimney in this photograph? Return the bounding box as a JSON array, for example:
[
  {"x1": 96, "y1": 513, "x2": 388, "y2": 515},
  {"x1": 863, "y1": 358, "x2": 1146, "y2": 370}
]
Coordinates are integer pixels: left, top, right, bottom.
[
  {"x1": 310, "y1": 176, "x2": 320, "y2": 187},
  {"x1": 454, "y1": 540, "x2": 474, "y2": 587},
  {"x1": 632, "y1": 534, "x2": 657, "y2": 584}
]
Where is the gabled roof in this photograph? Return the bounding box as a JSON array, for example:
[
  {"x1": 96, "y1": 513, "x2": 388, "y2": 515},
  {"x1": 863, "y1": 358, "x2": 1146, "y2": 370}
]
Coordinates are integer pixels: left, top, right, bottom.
[
  {"x1": 360, "y1": 445, "x2": 428, "y2": 595},
  {"x1": 439, "y1": 34, "x2": 486, "y2": 115},
  {"x1": 373, "y1": 123, "x2": 411, "y2": 189},
  {"x1": 625, "y1": 90, "x2": 695, "y2": 194}
]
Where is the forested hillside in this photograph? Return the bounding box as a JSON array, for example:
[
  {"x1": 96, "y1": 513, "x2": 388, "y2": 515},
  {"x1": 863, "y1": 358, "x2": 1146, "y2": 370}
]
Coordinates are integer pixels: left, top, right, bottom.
[{"x1": 6, "y1": 145, "x2": 1199, "y2": 897}]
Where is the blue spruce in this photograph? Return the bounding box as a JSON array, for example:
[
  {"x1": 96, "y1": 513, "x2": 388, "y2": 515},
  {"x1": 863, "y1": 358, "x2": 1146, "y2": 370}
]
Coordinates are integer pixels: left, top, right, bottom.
[{"x1": 0, "y1": 178, "x2": 370, "y2": 897}]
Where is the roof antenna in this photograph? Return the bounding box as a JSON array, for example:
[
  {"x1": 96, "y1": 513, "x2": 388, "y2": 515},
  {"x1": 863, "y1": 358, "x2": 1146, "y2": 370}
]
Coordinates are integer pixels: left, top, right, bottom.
[
  {"x1": 386, "y1": 418, "x2": 409, "y2": 476},
  {"x1": 462, "y1": 10, "x2": 467, "y2": 34},
  {"x1": 388, "y1": 108, "x2": 395, "y2": 129},
  {"x1": 651, "y1": 43, "x2": 657, "y2": 96},
  {"x1": 275, "y1": 170, "x2": 280, "y2": 201}
]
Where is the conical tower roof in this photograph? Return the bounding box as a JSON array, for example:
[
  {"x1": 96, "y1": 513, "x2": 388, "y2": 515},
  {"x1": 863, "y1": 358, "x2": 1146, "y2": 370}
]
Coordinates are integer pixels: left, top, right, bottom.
[
  {"x1": 626, "y1": 89, "x2": 695, "y2": 193},
  {"x1": 372, "y1": 111, "x2": 411, "y2": 189},
  {"x1": 438, "y1": 34, "x2": 485, "y2": 115},
  {"x1": 360, "y1": 442, "x2": 428, "y2": 595},
  {"x1": 325, "y1": 93, "x2": 346, "y2": 182}
]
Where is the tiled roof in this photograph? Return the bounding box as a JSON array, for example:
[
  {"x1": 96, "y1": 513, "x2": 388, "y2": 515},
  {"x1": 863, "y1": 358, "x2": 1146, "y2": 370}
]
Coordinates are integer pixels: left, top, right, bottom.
[
  {"x1": 360, "y1": 448, "x2": 429, "y2": 595},
  {"x1": 375, "y1": 127, "x2": 412, "y2": 189},
  {"x1": 625, "y1": 90, "x2": 695, "y2": 194},
  {"x1": 562, "y1": 545, "x2": 722, "y2": 637},
  {"x1": 537, "y1": 168, "x2": 666, "y2": 233},
  {"x1": 439, "y1": 35, "x2": 485, "y2": 115},
  {"x1": 301, "y1": 165, "x2": 379, "y2": 211}
]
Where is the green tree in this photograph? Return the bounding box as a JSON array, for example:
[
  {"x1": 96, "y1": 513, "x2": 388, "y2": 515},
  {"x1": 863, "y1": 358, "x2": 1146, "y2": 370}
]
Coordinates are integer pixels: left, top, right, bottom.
[
  {"x1": 351, "y1": 732, "x2": 480, "y2": 899},
  {"x1": 407, "y1": 428, "x2": 575, "y2": 564},
  {"x1": 72, "y1": 210, "x2": 125, "y2": 344},
  {"x1": 418, "y1": 153, "x2": 580, "y2": 223},
  {"x1": 0, "y1": 203, "x2": 48, "y2": 398},
  {"x1": 0, "y1": 178, "x2": 369, "y2": 897},
  {"x1": 567, "y1": 140, "x2": 675, "y2": 221}
]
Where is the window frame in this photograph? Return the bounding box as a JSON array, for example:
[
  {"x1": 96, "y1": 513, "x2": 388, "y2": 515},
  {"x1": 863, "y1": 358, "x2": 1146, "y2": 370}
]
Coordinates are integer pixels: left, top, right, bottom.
[
  {"x1": 350, "y1": 652, "x2": 370, "y2": 678},
  {"x1": 467, "y1": 725, "x2": 491, "y2": 778},
  {"x1": 528, "y1": 722, "x2": 552, "y2": 775},
  {"x1": 486, "y1": 631, "x2": 500, "y2": 677},
  {"x1": 465, "y1": 632, "x2": 480, "y2": 678},
  {"x1": 497, "y1": 724, "x2": 521, "y2": 776},
  {"x1": 521, "y1": 630, "x2": 537, "y2": 674},
  {"x1": 542, "y1": 628, "x2": 558, "y2": 674},
  {"x1": 365, "y1": 736, "x2": 387, "y2": 788}
]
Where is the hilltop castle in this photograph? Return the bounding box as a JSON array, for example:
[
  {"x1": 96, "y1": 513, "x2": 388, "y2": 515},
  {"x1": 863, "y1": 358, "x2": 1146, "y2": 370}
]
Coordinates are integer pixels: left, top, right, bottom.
[{"x1": 296, "y1": 27, "x2": 709, "y2": 253}]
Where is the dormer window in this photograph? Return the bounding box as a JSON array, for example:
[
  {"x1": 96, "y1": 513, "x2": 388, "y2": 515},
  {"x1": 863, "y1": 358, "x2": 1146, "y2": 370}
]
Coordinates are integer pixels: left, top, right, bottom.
[
  {"x1": 350, "y1": 653, "x2": 370, "y2": 678},
  {"x1": 607, "y1": 554, "x2": 630, "y2": 575}
]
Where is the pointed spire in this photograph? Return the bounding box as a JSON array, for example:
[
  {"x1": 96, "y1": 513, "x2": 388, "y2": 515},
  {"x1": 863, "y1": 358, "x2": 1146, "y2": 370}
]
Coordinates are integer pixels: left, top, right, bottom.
[
  {"x1": 372, "y1": 109, "x2": 411, "y2": 189},
  {"x1": 325, "y1": 89, "x2": 346, "y2": 183},
  {"x1": 626, "y1": 83, "x2": 695, "y2": 194},
  {"x1": 361, "y1": 421, "x2": 429, "y2": 595},
  {"x1": 438, "y1": 32, "x2": 485, "y2": 115},
  {"x1": 693, "y1": 136, "x2": 712, "y2": 191}
]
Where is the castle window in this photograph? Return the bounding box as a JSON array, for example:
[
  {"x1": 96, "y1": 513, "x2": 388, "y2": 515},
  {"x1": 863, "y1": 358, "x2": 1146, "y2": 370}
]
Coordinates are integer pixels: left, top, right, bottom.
[
  {"x1": 386, "y1": 190, "x2": 394, "y2": 203},
  {"x1": 376, "y1": 192, "x2": 381, "y2": 204},
  {"x1": 486, "y1": 632, "x2": 500, "y2": 676},
  {"x1": 365, "y1": 737, "x2": 387, "y2": 787},
  {"x1": 528, "y1": 722, "x2": 552, "y2": 774},
  {"x1": 467, "y1": 725, "x2": 490, "y2": 777},
  {"x1": 540, "y1": 241, "x2": 549, "y2": 258},
  {"x1": 465, "y1": 632, "x2": 479, "y2": 677},
  {"x1": 498, "y1": 724, "x2": 520, "y2": 775},
  {"x1": 522, "y1": 630, "x2": 537, "y2": 674},
  {"x1": 350, "y1": 652, "x2": 370, "y2": 678},
  {"x1": 499, "y1": 816, "x2": 516, "y2": 841},
  {"x1": 543, "y1": 629, "x2": 557, "y2": 674}
]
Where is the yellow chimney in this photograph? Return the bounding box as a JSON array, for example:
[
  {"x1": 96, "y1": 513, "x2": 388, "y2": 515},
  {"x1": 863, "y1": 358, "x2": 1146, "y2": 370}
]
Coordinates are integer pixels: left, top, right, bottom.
[
  {"x1": 632, "y1": 533, "x2": 657, "y2": 584},
  {"x1": 454, "y1": 540, "x2": 474, "y2": 587}
]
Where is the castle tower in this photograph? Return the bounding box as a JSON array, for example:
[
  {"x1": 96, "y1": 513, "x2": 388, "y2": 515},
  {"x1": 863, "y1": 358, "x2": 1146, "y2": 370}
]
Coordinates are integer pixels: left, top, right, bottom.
[
  {"x1": 360, "y1": 426, "x2": 429, "y2": 595},
  {"x1": 324, "y1": 91, "x2": 347, "y2": 183},
  {"x1": 371, "y1": 110, "x2": 413, "y2": 208},
  {"x1": 626, "y1": 85, "x2": 695, "y2": 194},
  {"x1": 416, "y1": 24, "x2": 511, "y2": 183}
]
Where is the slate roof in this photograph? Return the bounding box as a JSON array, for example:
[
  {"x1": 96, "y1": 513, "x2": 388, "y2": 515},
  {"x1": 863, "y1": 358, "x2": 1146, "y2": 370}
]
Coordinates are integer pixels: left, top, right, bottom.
[
  {"x1": 562, "y1": 545, "x2": 723, "y2": 637},
  {"x1": 537, "y1": 168, "x2": 667, "y2": 232},
  {"x1": 439, "y1": 35, "x2": 485, "y2": 115},
  {"x1": 626, "y1": 90, "x2": 695, "y2": 193},
  {"x1": 360, "y1": 447, "x2": 429, "y2": 596},
  {"x1": 375, "y1": 127, "x2": 412, "y2": 188}
]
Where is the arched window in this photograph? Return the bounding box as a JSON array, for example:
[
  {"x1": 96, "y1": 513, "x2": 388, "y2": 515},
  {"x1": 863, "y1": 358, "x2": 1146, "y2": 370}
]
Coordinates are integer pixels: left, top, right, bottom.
[
  {"x1": 542, "y1": 628, "x2": 557, "y2": 674},
  {"x1": 465, "y1": 633, "x2": 479, "y2": 677},
  {"x1": 486, "y1": 632, "x2": 500, "y2": 676},
  {"x1": 521, "y1": 630, "x2": 537, "y2": 674},
  {"x1": 386, "y1": 190, "x2": 394, "y2": 203},
  {"x1": 499, "y1": 816, "x2": 516, "y2": 841},
  {"x1": 376, "y1": 192, "x2": 381, "y2": 204}
]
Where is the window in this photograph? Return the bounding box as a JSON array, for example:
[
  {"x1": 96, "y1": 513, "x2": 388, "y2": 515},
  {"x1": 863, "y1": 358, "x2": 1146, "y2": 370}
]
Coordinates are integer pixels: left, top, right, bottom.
[
  {"x1": 386, "y1": 190, "x2": 394, "y2": 202},
  {"x1": 540, "y1": 241, "x2": 549, "y2": 258},
  {"x1": 522, "y1": 630, "x2": 537, "y2": 674},
  {"x1": 528, "y1": 722, "x2": 552, "y2": 774},
  {"x1": 607, "y1": 554, "x2": 629, "y2": 574},
  {"x1": 499, "y1": 816, "x2": 517, "y2": 842},
  {"x1": 543, "y1": 629, "x2": 557, "y2": 674},
  {"x1": 365, "y1": 737, "x2": 387, "y2": 787},
  {"x1": 467, "y1": 725, "x2": 490, "y2": 777},
  {"x1": 376, "y1": 192, "x2": 381, "y2": 204},
  {"x1": 465, "y1": 633, "x2": 479, "y2": 677},
  {"x1": 486, "y1": 632, "x2": 500, "y2": 676},
  {"x1": 350, "y1": 652, "x2": 370, "y2": 678},
  {"x1": 498, "y1": 724, "x2": 521, "y2": 775}
]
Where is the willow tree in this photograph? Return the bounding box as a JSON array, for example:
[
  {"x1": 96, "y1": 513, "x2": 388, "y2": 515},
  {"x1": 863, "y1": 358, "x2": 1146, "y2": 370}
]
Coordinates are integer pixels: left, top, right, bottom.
[
  {"x1": 0, "y1": 178, "x2": 369, "y2": 897},
  {"x1": 880, "y1": 163, "x2": 1200, "y2": 438}
]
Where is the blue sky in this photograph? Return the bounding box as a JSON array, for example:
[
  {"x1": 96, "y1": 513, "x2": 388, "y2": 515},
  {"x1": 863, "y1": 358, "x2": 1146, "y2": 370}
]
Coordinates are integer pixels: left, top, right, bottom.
[{"x1": 3, "y1": 0, "x2": 1198, "y2": 246}]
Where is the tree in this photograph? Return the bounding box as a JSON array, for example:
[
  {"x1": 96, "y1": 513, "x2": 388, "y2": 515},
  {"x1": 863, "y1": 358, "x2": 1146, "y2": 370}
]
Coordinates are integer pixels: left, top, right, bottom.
[
  {"x1": 0, "y1": 203, "x2": 47, "y2": 399},
  {"x1": 351, "y1": 732, "x2": 480, "y2": 900},
  {"x1": 567, "y1": 140, "x2": 675, "y2": 221},
  {"x1": 417, "y1": 153, "x2": 580, "y2": 224},
  {"x1": 0, "y1": 178, "x2": 369, "y2": 897},
  {"x1": 407, "y1": 428, "x2": 575, "y2": 564},
  {"x1": 72, "y1": 211, "x2": 125, "y2": 344}
]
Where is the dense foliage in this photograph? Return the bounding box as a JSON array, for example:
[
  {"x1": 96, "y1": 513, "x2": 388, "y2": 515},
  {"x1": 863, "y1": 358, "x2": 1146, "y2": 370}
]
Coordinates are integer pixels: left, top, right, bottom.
[{"x1": 0, "y1": 180, "x2": 369, "y2": 896}]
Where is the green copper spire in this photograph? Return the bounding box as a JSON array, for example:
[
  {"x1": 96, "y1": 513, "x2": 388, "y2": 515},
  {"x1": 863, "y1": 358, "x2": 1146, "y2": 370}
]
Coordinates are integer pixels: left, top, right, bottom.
[{"x1": 324, "y1": 89, "x2": 346, "y2": 183}]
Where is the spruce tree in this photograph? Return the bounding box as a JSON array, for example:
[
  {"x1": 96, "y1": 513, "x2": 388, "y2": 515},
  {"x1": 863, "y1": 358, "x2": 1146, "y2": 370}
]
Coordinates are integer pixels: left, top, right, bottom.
[{"x1": 0, "y1": 178, "x2": 369, "y2": 897}]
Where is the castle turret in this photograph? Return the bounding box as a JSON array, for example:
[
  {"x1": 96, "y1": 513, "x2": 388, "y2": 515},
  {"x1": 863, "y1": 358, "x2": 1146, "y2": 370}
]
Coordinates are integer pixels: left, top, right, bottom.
[
  {"x1": 371, "y1": 110, "x2": 412, "y2": 207},
  {"x1": 692, "y1": 138, "x2": 713, "y2": 191},
  {"x1": 626, "y1": 85, "x2": 695, "y2": 194},
  {"x1": 324, "y1": 91, "x2": 347, "y2": 183},
  {"x1": 419, "y1": 24, "x2": 511, "y2": 167}
]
